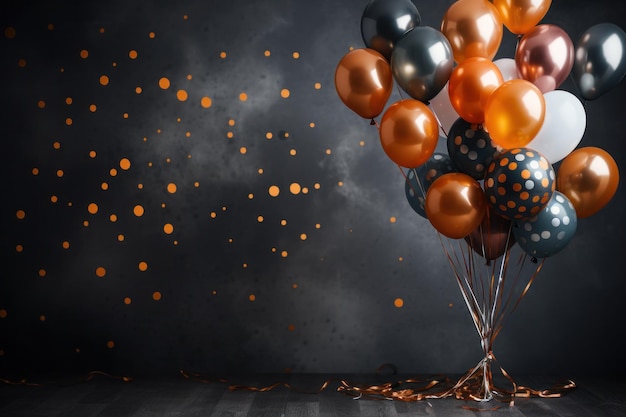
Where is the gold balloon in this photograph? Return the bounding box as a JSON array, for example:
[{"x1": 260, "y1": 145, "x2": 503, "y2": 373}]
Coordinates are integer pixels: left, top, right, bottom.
[
  {"x1": 425, "y1": 172, "x2": 487, "y2": 239},
  {"x1": 379, "y1": 99, "x2": 439, "y2": 168},
  {"x1": 448, "y1": 57, "x2": 504, "y2": 124},
  {"x1": 556, "y1": 147, "x2": 619, "y2": 218},
  {"x1": 493, "y1": 0, "x2": 552, "y2": 35},
  {"x1": 334, "y1": 48, "x2": 393, "y2": 119},
  {"x1": 441, "y1": 0, "x2": 503, "y2": 64},
  {"x1": 484, "y1": 79, "x2": 545, "y2": 149}
]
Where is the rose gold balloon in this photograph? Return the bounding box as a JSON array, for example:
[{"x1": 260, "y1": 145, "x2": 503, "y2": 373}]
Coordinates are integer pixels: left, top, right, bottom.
[
  {"x1": 379, "y1": 99, "x2": 439, "y2": 168},
  {"x1": 425, "y1": 172, "x2": 487, "y2": 239},
  {"x1": 441, "y1": 0, "x2": 503, "y2": 64},
  {"x1": 516, "y1": 24, "x2": 574, "y2": 93},
  {"x1": 335, "y1": 48, "x2": 393, "y2": 119},
  {"x1": 493, "y1": 0, "x2": 552, "y2": 35},
  {"x1": 448, "y1": 57, "x2": 504, "y2": 124},
  {"x1": 556, "y1": 147, "x2": 620, "y2": 218}
]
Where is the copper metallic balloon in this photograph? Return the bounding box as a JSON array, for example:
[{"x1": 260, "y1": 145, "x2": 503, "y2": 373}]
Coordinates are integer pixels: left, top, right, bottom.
[
  {"x1": 425, "y1": 172, "x2": 487, "y2": 239},
  {"x1": 448, "y1": 57, "x2": 504, "y2": 124},
  {"x1": 379, "y1": 99, "x2": 439, "y2": 168},
  {"x1": 493, "y1": 0, "x2": 552, "y2": 35},
  {"x1": 556, "y1": 147, "x2": 619, "y2": 218},
  {"x1": 441, "y1": 0, "x2": 503, "y2": 64},
  {"x1": 335, "y1": 48, "x2": 393, "y2": 120},
  {"x1": 483, "y1": 79, "x2": 545, "y2": 149},
  {"x1": 516, "y1": 24, "x2": 574, "y2": 93}
]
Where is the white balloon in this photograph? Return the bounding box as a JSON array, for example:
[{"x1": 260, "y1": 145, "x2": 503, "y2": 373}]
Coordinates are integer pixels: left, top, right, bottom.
[
  {"x1": 527, "y1": 90, "x2": 586, "y2": 163},
  {"x1": 494, "y1": 58, "x2": 520, "y2": 81},
  {"x1": 429, "y1": 82, "x2": 459, "y2": 137}
]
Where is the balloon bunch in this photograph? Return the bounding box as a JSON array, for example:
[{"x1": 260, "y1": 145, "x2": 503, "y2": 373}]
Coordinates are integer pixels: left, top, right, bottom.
[
  {"x1": 335, "y1": 0, "x2": 623, "y2": 261},
  {"x1": 336, "y1": 0, "x2": 623, "y2": 402}
]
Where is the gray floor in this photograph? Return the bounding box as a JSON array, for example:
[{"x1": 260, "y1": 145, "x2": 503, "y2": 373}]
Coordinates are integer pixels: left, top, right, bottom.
[{"x1": 1, "y1": 373, "x2": 625, "y2": 416}]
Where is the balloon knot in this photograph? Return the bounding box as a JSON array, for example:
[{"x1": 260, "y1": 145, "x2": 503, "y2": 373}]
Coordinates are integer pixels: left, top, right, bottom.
[
  {"x1": 370, "y1": 119, "x2": 376, "y2": 125},
  {"x1": 531, "y1": 257, "x2": 538, "y2": 264}
]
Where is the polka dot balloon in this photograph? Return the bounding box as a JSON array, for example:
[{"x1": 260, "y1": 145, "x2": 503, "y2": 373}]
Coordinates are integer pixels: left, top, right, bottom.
[
  {"x1": 446, "y1": 118, "x2": 499, "y2": 180},
  {"x1": 405, "y1": 152, "x2": 456, "y2": 218},
  {"x1": 513, "y1": 191, "x2": 577, "y2": 258},
  {"x1": 484, "y1": 148, "x2": 555, "y2": 221}
]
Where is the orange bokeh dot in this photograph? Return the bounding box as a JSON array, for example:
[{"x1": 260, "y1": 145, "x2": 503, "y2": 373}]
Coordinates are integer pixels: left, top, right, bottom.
[
  {"x1": 99, "y1": 75, "x2": 109, "y2": 86},
  {"x1": 152, "y1": 291, "x2": 162, "y2": 301},
  {"x1": 248, "y1": 294, "x2": 256, "y2": 302},
  {"x1": 394, "y1": 298, "x2": 404, "y2": 308},
  {"x1": 107, "y1": 340, "x2": 115, "y2": 348},
  {"x1": 289, "y1": 183, "x2": 301, "y2": 194},
  {"x1": 268, "y1": 185, "x2": 280, "y2": 197},
  {"x1": 120, "y1": 158, "x2": 131, "y2": 170},
  {"x1": 129, "y1": 50, "x2": 138, "y2": 59},
  {"x1": 87, "y1": 202, "x2": 98, "y2": 214},
  {"x1": 80, "y1": 49, "x2": 88, "y2": 59},
  {"x1": 138, "y1": 261, "x2": 148, "y2": 271},
  {"x1": 133, "y1": 205, "x2": 145, "y2": 216},
  {"x1": 16, "y1": 209, "x2": 26, "y2": 220},
  {"x1": 176, "y1": 89, "x2": 188, "y2": 101},
  {"x1": 0, "y1": 309, "x2": 7, "y2": 319},
  {"x1": 95, "y1": 267, "x2": 106, "y2": 277},
  {"x1": 280, "y1": 88, "x2": 290, "y2": 98},
  {"x1": 239, "y1": 92, "x2": 248, "y2": 101},
  {"x1": 167, "y1": 183, "x2": 177, "y2": 193},
  {"x1": 159, "y1": 77, "x2": 170, "y2": 89},
  {"x1": 200, "y1": 96, "x2": 212, "y2": 108},
  {"x1": 124, "y1": 297, "x2": 132, "y2": 305},
  {"x1": 163, "y1": 223, "x2": 174, "y2": 234}
]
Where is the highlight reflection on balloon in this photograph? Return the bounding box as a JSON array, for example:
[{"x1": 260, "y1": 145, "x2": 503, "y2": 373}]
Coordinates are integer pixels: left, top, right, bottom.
[
  {"x1": 556, "y1": 147, "x2": 620, "y2": 218},
  {"x1": 334, "y1": 48, "x2": 393, "y2": 120}
]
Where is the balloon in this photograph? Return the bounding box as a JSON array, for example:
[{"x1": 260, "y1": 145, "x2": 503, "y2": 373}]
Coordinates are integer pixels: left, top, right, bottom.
[
  {"x1": 515, "y1": 24, "x2": 574, "y2": 93},
  {"x1": 527, "y1": 90, "x2": 586, "y2": 164},
  {"x1": 448, "y1": 57, "x2": 504, "y2": 124},
  {"x1": 513, "y1": 191, "x2": 577, "y2": 258},
  {"x1": 465, "y1": 207, "x2": 516, "y2": 261},
  {"x1": 447, "y1": 118, "x2": 499, "y2": 180},
  {"x1": 493, "y1": 0, "x2": 552, "y2": 35},
  {"x1": 441, "y1": 0, "x2": 503, "y2": 64},
  {"x1": 391, "y1": 26, "x2": 454, "y2": 103},
  {"x1": 425, "y1": 172, "x2": 487, "y2": 239},
  {"x1": 429, "y1": 82, "x2": 459, "y2": 136},
  {"x1": 334, "y1": 48, "x2": 393, "y2": 120},
  {"x1": 494, "y1": 57, "x2": 520, "y2": 81},
  {"x1": 360, "y1": 0, "x2": 422, "y2": 61},
  {"x1": 556, "y1": 147, "x2": 620, "y2": 218},
  {"x1": 379, "y1": 99, "x2": 440, "y2": 168},
  {"x1": 572, "y1": 23, "x2": 626, "y2": 101},
  {"x1": 484, "y1": 148, "x2": 555, "y2": 221},
  {"x1": 484, "y1": 79, "x2": 545, "y2": 149},
  {"x1": 405, "y1": 153, "x2": 457, "y2": 218}
]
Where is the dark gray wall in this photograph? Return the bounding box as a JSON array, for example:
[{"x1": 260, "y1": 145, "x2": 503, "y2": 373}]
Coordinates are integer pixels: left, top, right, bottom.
[{"x1": 1, "y1": 0, "x2": 625, "y2": 378}]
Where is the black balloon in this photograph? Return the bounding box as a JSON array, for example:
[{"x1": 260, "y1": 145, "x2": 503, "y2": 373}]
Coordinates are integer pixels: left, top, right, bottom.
[
  {"x1": 573, "y1": 23, "x2": 626, "y2": 100},
  {"x1": 361, "y1": 0, "x2": 421, "y2": 61},
  {"x1": 391, "y1": 26, "x2": 454, "y2": 103}
]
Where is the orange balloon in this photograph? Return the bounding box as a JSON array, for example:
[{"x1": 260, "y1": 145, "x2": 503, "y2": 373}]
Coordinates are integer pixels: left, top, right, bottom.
[
  {"x1": 484, "y1": 79, "x2": 545, "y2": 149},
  {"x1": 379, "y1": 99, "x2": 439, "y2": 168},
  {"x1": 448, "y1": 57, "x2": 504, "y2": 124},
  {"x1": 425, "y1": 172, "x2": 487, "y2": 239},
  {"x1": 441, "y1": 0, "x2": 503, "y2": 64},
  {"x1": 556, "y1": 147, "x2": 619, "y2": 218},
  {"x1": 493, "y1": 0, "x2": 552, "y2": 35},
  {"x1": 334, "y1": 48, "x2": 393, "y2": 119}
]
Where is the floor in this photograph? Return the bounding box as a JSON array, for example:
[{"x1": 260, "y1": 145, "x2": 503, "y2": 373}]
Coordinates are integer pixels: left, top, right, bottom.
[{"x1": 1, "y1": 372, "x2": 625, "y2": 416}]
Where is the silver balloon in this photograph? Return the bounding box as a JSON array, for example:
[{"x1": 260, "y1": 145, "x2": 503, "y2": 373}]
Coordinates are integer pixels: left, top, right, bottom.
[
  {"x1": 572, "y1": 22, "x2": 626, "y2": 100},
  {"x1": 390, "y1": 26, "x2": 454, "y2": 103},
  {"x1": 360, "y1": 0, "x2": 421, "y2": 62}
]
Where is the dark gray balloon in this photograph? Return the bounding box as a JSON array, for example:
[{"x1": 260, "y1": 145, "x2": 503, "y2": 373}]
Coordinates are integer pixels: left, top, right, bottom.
[
  {"x1": 573, "y1": 22, "x2": 626, "y2": 100},
  {"x1": 360, "y1": 0, "x2": 421, "y2": 61},
  {"x1": 390, "y1": 26, "x2": 454, "y2": 103},
  {"x1": 513, "y1": 192, "x2": 577, "y2": 259}
]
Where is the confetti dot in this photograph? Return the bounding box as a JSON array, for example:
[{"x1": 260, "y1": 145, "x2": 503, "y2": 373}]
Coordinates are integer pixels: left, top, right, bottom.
[
  {"x1": 289, "y1": 183, "x2": 301, "y2": 195},
  {"x1": 159, "y1": 77, "x2": 170, "y2": 89},
  {"x1": 87, "y1": 203, "x2": 99, "y2": 214},
  {"x1": 268, "y1": 185, "x2": 280, "y2": 197},
  {"x1": 133, "y1": 205, "x2": 145, "y2": 216}
]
